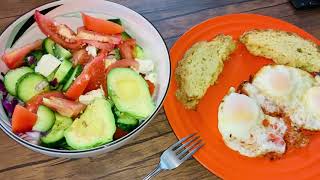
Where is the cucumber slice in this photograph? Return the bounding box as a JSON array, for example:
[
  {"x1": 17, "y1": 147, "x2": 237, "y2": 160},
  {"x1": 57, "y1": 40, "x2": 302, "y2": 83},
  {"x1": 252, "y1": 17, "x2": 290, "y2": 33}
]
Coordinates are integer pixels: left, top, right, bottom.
[
  {"x1": 114, "y1": 48, "x2": 121, "y2": 60},
  {"x1": 133, "y1": 45, "x2": 144, "y2": 59},
  {"x1": 108, "y1": 18, "x2": 122, "y2": 25},
  {"x1": 41, "y1": 113, "x2": 73, "y2": 145},
  {"x1": 53, "y1": 59, "x2": 73, "y2": 83},
  {"x1": 54, "y1": 44, "x2": 72, "y2": 60},
  {"x1": 117, "y1": 114, "x2": 139, "y2": 132},
  {"x1": 43, "y1": 38, "x2": 55, "y2": 55},
  {"x1": 62, "y1": 65, "x2": 82, "y2": 91},
  {"x1": 31, "y1": 50, "x2": 44, "y2": 62},
  {"x1": 121, "y1": 32, "x2": 131, "y2": 40},
  {"x1": 16, "y1": 73, "x2": 49, "y2": 102},
  {"x1": 4, "y1": 67, "x2": 33, "y2": 96},
  {"x1": 32, "y1": 105, "x2": 55, "y2": 132}
]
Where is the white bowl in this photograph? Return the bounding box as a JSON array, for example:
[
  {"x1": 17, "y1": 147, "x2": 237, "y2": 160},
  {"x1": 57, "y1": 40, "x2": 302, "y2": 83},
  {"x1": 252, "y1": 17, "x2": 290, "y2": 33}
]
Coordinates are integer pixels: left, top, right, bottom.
[{"x1": 0, "y1": 0, "x2": 170, "y2": 158}]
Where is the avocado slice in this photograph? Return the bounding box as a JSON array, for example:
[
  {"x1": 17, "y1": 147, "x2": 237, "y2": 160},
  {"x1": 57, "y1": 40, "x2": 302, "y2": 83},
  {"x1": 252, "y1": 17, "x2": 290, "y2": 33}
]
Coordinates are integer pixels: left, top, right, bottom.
[
  {"x1": 107, "y1": 68, "x2": 155, "y2": 119},
  {"x1": 64, "y1": 98, "x2": 116, "y2": 150}
]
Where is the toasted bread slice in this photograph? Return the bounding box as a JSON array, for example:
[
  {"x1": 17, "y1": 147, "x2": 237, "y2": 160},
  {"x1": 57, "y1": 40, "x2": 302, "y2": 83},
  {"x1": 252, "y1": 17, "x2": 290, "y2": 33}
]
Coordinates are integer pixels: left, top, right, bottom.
[
  {"x1": 240, "y1": 29, "x2": 320, "y2": 72},
  {"x1": 175, "y1": 35, "x2": 236, "y2": 109}
]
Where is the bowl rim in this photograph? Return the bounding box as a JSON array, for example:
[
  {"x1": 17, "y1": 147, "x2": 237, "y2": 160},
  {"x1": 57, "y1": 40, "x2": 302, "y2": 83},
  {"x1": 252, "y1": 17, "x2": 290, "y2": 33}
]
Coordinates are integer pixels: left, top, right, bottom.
[{"x1": 0, "y1": 0, "x2": 171, "y2": 154}]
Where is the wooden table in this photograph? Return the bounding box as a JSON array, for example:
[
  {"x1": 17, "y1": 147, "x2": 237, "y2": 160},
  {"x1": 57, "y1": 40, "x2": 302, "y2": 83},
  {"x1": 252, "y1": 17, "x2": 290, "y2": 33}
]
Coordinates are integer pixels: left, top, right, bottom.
[{"x1": 0, "y1": 0, "x2": 319, "y2": 179}]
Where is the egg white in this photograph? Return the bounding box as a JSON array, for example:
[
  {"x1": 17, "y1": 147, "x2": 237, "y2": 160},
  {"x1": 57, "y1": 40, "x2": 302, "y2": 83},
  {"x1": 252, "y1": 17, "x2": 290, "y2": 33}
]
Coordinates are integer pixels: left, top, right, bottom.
[
  {"x1": 218, "y1": 90, "x2": 286, "y2": 157},
  {"x1": 243, "y1": 65, "x2": 320, "y2": 130}
]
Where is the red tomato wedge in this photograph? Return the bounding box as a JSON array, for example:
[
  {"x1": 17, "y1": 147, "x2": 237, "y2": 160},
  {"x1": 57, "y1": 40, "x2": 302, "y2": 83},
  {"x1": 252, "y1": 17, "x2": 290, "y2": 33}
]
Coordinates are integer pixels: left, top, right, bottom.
[
  {"x1": 2, "y1": 39, "x2": 42, "y2": 69},
  {"x1": 12, "y1": 105, "x2": 37, "y2": 134},
  {"x1": 105, "y1": 59, "x2": 139, "y2": 75},
  {"x1": 81, "y1": 39, "x2": 115, "y2": 50},
  {"x1": 119, "y1": 39, "x2": 136, "y2": 59},
  {"x1": 77, "y1": 27, "x2": 121, "y2": 44},
  {"x1": 81, "y1": 13, "x2": 124, "y2": 35},
  {"x1": 113, "y1": 127, "x2": 128, "y2": 140},
  {"x1": 34, "y1": 10, "x2": 82, "y2": 50},
  {"x1": 26, "y1": 91, "x2": 65, "y2": 113},
  {"x1": 146, "y1": 80, "x2": 155, "y2": 95},
  {"x1": 72, "y1": 49, "x2": 92, "y2": 66},
  {"x1": 65, "y1": 73, "x2": 90, "y2": 100},
  {"x1": 84, "y1": 51, "x2": 108, "y2": 93},
  {"x1": 43, "y1": 97, "x2": 86, "y2": 117}
]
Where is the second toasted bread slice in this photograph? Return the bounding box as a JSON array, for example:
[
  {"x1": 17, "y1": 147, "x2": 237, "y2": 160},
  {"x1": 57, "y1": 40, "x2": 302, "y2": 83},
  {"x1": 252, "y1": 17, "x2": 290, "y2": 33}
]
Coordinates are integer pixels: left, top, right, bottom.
[
  {"x1": 240, "y1": 29, "x2": 320, "y2": 72},
  {"x1": 175, "y1": 35, "x2": 236, "y2": 109}
]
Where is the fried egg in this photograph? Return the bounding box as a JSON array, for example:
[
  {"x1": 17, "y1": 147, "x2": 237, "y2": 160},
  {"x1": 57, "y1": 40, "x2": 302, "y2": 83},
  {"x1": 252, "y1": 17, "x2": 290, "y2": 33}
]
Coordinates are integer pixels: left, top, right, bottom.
[
  {"x1": 218, "y1": 90, "x2": 286, "y2": 157},
  {"x1": 243, "y1": 65, "x2": 320, "y2": 130},
  {"x1": 290, "y1": 86, "x2": 320, "y2": 130},
  {"x1": 252, "y1": 65, "x2": 314, "y2": 110}
]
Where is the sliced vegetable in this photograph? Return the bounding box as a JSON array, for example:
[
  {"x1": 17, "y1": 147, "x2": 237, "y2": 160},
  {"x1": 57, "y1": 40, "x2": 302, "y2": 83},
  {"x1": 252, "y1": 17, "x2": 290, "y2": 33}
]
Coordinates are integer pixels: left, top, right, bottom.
[
  {"x1": 16, "y1": 73, "x2": 49, "y2": 102},
  {"x1": 146, "y1": 80, "x2": 155, "y2": 95},
  {"x1": 107, "y1": 68, "x2": 155, "y2": 118},
  {"x1": 41, "y1": 113, "x2": 72, "y2": 145},
  {"x1": 4, "y1": 66, "x2": 33, "y2": 96},
  {"x1": 72, "y1": 49, "x2": 91, "y2": 66},
  {"x1": 114, "y1": 48, "x2": 121, "y2": 60},
  {"x1": 77, "y1": 27, "x2": 121, "y2": 44},
  {"x1": 42, "y1": 96, "x2": 86, "y2": 117},
  {"x1": 64, "y1": 98, "x2": 116, "y2": 150},
  {"x1": 34, "y1": 10, "x2": 82, "y2": 50},
  {"x1": 18, "y1": 131, "x2": 41, "y2": 145},
  {"x1": 105, "y1": 59, "x2": 139, "y2": 75},
  {"x1": 43, "y1": 38, "x2": 55, "y2": 55},
  {"x1": 62, "y1": 65, "x2": 82, "y2": 91},
  {"x1": 65, "y1": 73, "x2": 90, "y2": 100},
  {"x1": 84, "y1": 52, "x2": 107, "y2": 93},
  {"x1": 35, "y1": 54, "x2": 61, "y2": 77},
  {"x1": 2, "y1": 40, "x2": 42, "y2": 69},
  {"x1": 54, "y1": 44, "x2": 72, "y2": 60},
  {"x1": 121, "y1": 32, "x2": 131, "y2": 41},
  {"x1": 12, "y1": 105, "x2": 37, "y2": 133},
  {"x1": 113, "y1": 127, "x2": 128, "y2": 140},
  {"x1": 82, "y1": 39, "x2": 114, "y2": 50},
  {"x1": 53, "y1": 59, "x2": 73, "y2": 83},
  {"x1": 25, "y1": 91, "x2": 64, "y2": 113},
  {"x1": 117, "y1": 113, "x2": 139, "y2": 132},
  {"x1": 119, "y1": 39, "x2": 136, "y2": 59},
  {"x1": 108, "y1": 18, "x2": 122, "y2": 25},
  {"x1": 32, "y1": 105, "x2": 55, "y2": 132},
  {"x1": 2, "y1": 95, "x2": 19, "y2": 117},
  {"x1": 133, "y1": 45, "x2": 144, "y2": 59},
  {"x1": 82, "y1": 13, "x2": 124, "y2": 34}
]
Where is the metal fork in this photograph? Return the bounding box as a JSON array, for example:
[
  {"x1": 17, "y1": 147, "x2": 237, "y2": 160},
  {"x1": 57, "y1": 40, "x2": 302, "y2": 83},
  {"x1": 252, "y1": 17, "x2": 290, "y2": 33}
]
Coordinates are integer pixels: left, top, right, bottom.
[{"x1": 143, "y1": 133, "x2": 204, "y2": 180}]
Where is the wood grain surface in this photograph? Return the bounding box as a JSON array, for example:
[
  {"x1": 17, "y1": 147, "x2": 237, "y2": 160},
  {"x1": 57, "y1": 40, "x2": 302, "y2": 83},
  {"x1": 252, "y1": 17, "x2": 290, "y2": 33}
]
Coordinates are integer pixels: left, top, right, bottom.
[{"x1": 0, "y1": 0, "x2": 319, "y2": 179}]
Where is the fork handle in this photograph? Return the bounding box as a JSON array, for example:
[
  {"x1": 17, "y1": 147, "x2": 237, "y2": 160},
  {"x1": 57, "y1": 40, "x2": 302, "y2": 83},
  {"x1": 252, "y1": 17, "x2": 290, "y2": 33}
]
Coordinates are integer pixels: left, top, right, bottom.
[{"x1": 143, "y1": 164, "x2": 163, "y2": 180}]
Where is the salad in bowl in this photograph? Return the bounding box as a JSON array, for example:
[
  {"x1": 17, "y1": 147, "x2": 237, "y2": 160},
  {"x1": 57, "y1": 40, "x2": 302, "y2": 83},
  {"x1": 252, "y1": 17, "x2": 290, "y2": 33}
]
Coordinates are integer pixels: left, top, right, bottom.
[{"x1": 0, "y1": 1, "x2": 167, "y2": 155}]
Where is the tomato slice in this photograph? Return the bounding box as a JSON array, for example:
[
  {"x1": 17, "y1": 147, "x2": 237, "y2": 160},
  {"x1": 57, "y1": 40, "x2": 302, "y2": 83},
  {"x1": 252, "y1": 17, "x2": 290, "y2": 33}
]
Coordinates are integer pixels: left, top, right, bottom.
[
  {"x1": 43, "y1": 97, "x2": 86, "y2": 117},
  {"x1": 119, "y1": 39, "x2": 136, "y2": 59},
  {"x1": 77, "y1": 27, "x2": 121, "y2": 44},
  {"x1": 65, "y1": 73, "x2": 90, "y2": 100},
  {"x1": 72, "y1": 49, "x2": 92, "y2": 66},
  {"x1": 25, "y1": 91, "x2": 65, "y2": 113},
  {"x1": 2, "y1": 40, "x2": 42, "y2": 69},
  {"x1": 82, "y1": 13, "x2": 124, "y2": 35},
  {"x1": 105, "y1": 59, "x2": 139, "y2": 75},
  {"x1": 146, "y1": 80, "x2": 155, "y2": 95},
  {"x1": 34, "y1": 10, "x2": 82, "y2": 50},
  {"x1": 12, "y1": 105, "x2": 37, "y2": 134},
  {"x1": 82, "y1": 39, "x2": 115, "y2": 50},
  {"x1": 84, "y1": 51, "x2": 108, "y2": 93},
  {"x1": 113, "y1": 127, "x2": 129, "y2": 140}
]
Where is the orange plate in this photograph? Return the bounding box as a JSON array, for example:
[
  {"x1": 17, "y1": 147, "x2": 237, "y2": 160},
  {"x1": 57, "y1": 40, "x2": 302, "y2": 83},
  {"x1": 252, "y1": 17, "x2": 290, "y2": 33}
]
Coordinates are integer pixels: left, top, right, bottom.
[{"x1": 164, "y1": 14, "x2": 320, "y2": 179}]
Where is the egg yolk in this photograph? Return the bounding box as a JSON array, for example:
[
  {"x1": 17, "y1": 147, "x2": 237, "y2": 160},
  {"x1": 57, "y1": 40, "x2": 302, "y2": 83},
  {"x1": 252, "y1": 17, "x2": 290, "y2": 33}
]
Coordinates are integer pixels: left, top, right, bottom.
[
  {"x1": 268, "y1": 71, "x2": 292, "y2": 95},
  {"x1": 305, "y1": 87, "x2": 320, "y2": 115}
]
